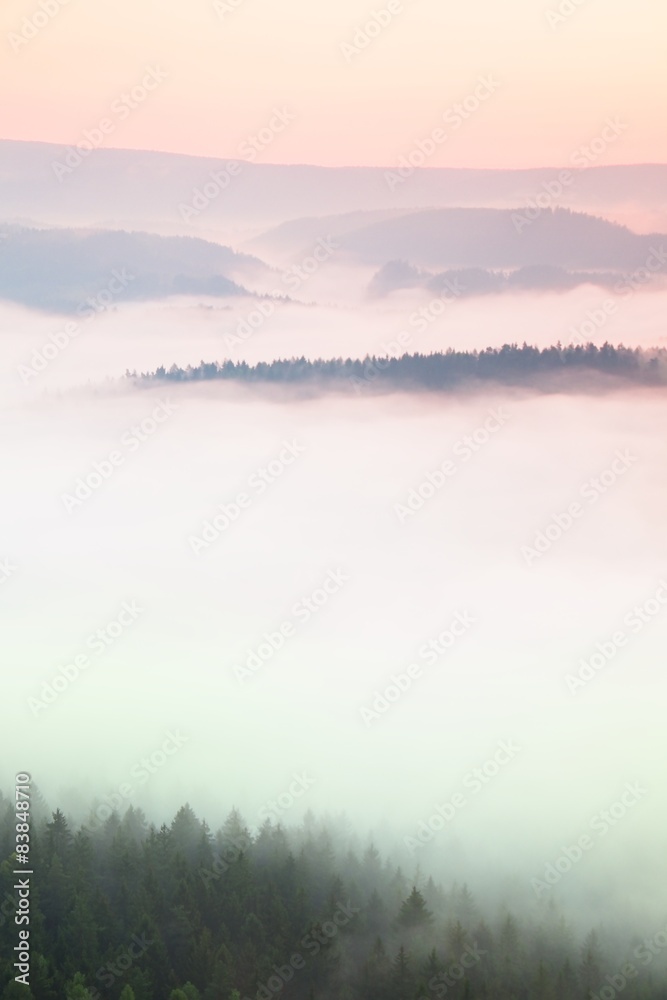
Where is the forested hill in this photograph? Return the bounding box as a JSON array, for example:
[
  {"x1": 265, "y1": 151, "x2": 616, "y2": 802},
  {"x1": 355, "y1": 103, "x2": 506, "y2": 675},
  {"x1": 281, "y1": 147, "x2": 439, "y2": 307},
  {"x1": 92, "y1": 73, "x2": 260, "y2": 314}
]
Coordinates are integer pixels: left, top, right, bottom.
[
  {"x1": 133, "y1": 344, "x2": 667, "y2": 394},
  {"x1": 1, "y1": 802, "x2": 665, "y2": 1000}
]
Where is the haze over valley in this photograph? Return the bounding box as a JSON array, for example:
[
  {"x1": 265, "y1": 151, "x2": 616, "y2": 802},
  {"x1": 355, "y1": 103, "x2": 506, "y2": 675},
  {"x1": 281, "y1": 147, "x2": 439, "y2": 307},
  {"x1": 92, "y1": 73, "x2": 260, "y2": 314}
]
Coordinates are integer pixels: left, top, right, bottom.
[{"x1": 2, "y1": 2, "x2": 667, "y2": 997}]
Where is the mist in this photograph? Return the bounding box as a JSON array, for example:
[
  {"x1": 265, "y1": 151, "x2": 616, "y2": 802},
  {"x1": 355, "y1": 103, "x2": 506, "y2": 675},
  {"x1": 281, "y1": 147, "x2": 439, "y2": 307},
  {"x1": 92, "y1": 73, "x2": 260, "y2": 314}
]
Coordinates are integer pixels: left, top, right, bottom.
[
  {"x1": 2, "y1": 149, "x2": 667, "y2": 1000},
  {"x1": 2, "y1": 357, "x2": 667, "y2": 931},
  {"x1": 4, "y1": 0, "x2": 667, "y2": 989}
]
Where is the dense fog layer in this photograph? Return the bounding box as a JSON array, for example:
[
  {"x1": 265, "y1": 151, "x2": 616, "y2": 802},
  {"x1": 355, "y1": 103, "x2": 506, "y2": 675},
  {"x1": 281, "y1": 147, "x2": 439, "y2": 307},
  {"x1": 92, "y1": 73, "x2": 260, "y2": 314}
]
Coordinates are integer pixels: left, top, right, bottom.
[
  {"x1": 1, "y1": 357, "x2": 666, "y2": 928},
  {"x1": 2, "y1": 280, "x2": 667, "y2": 403},
  {"x1": 1, "y1": 158, "x2": 666, "y2": 941}
]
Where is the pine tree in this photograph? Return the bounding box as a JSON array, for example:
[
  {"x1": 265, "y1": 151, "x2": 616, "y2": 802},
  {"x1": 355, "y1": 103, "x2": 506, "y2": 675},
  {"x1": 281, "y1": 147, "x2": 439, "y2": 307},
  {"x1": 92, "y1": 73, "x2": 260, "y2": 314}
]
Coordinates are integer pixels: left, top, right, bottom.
[
  {"x1": 398, "y1": 887, "x2": 433, "y2": 928},
  {"x1": 578, "y1": 930, "x2": 603, "y2": 998},
  {"x1": 45, "y1": 810, "x2": 73, "y2": 862},
  {"x1": 63, "y1": 972, "x2": 94, "y2": 1000},
  {"x1": 391, "y1": 945, "x2": 412, "y2": 1000},
  {"x1": 2, "y1": 982, "x2": 36, "y2": 1000}
]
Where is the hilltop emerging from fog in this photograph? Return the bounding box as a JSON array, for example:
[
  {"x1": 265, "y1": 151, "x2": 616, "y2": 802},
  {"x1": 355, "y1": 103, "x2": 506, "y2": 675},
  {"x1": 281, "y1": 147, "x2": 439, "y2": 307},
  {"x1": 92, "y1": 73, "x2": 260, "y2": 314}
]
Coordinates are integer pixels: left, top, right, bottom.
[{"x1": 134, "y1": 343, "x2": 667, "y2": 394}]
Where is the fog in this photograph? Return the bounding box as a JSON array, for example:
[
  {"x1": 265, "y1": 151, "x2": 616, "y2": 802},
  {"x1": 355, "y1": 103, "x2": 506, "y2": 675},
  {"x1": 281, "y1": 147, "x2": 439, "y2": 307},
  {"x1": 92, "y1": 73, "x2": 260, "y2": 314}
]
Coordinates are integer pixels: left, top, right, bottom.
[
  {"x1": 2, "y1": 145, "x2": 666, "y2": 956},
  {"x1": 3, "y1": 279, "x2": 667, "y2": 403},
  {"x1": 2, "y1": 281, "x2": 667, "y2": 935}
]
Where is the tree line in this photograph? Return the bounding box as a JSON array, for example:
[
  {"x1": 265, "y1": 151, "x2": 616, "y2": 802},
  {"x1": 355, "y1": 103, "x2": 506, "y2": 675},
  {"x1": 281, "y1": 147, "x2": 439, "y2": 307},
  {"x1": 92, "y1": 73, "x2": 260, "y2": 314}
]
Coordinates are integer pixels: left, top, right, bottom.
[
  {"x1": 130, "y1": 343, "x2": 667, "y2": 393},
  {"x1": 1, "y1": 798, "x2": 666, "y2": 1000}
]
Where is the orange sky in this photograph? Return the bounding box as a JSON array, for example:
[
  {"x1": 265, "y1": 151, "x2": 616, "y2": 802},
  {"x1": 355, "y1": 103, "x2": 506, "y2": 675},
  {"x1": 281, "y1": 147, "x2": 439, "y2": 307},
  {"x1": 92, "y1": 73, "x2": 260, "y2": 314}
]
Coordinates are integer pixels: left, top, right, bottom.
[{"x1": 0, "y1": 0, "x2": 665, "y2": 168}]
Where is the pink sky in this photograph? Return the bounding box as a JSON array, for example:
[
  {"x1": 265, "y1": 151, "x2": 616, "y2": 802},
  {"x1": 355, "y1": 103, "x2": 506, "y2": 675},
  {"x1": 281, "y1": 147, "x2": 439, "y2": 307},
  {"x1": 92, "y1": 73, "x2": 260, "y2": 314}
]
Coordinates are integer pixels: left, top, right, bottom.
[{"x1": 1, "y1": 0, "x2": 665, "y2": 168}]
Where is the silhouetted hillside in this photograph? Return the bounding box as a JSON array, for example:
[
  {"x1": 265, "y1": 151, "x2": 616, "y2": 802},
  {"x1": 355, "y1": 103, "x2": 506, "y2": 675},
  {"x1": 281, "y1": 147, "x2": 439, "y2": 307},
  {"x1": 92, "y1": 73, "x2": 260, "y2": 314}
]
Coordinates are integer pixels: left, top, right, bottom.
[
  {"x1": 134, "y1": 343, "x2": 667, "y2": 394},
  {"x1": 0, "y1": 226, "x2": 269, "y2": 311}
]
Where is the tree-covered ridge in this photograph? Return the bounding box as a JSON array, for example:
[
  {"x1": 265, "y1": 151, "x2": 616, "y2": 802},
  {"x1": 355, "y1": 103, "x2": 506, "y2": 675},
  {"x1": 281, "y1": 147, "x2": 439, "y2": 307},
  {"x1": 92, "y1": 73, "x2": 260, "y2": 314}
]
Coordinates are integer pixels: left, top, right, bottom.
[
  {"x1": 131, "y1": 343, "x2": 667, "y2": 393},
  {"x1": 1, "y1": 800, "x2": 665, "y2": 1000}
]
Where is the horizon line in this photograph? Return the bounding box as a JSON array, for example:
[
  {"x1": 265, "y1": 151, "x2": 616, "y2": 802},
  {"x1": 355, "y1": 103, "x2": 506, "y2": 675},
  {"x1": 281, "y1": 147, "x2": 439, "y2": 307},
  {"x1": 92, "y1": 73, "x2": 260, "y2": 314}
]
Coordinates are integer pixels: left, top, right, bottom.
[{"x1": 1, "y1": 136, "x2": 666, "y2": 174}]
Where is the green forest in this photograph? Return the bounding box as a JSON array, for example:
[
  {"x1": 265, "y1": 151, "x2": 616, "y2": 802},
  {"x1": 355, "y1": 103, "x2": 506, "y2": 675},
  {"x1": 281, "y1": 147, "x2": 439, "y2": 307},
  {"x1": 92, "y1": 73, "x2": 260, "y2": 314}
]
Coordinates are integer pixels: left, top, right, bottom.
[
  {"x1": 132, "y1": 343, "x2": 667, "y2": 393},
  {"x1": 1, "y1": 799, "x2": 666, "y2": 1000}
]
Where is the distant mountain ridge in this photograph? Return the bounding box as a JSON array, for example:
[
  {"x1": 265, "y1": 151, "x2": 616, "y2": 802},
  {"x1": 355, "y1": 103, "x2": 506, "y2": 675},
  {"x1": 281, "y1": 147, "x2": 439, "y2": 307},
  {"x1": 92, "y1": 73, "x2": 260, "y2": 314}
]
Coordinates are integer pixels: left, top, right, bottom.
[
  {"x1": 1, "y1": 139, "x2": 667, "y2": 236},
  {"x1": 0, "y1": 226, "x2": 271, "y2": 310},
  {"x1": 318, "y1": 207, "x2": 667, "y2": 271},
  {"x1": 249, "y1": 206, "x2": 667, "y2": 281},
  {"x1": 2, "y1": 209, "x2": 664, "y2": 313}
]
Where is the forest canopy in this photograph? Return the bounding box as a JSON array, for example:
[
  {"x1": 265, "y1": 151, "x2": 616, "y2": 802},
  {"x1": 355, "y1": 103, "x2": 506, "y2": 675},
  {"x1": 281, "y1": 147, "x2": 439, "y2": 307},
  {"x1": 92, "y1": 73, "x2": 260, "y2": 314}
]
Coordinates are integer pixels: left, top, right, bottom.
[
  {"x1": 131, "y1": 343, "x2": 667, "y2": 394},
  {"x1": 1, "y1": 798, "x2": 665, "y2": 1000}
]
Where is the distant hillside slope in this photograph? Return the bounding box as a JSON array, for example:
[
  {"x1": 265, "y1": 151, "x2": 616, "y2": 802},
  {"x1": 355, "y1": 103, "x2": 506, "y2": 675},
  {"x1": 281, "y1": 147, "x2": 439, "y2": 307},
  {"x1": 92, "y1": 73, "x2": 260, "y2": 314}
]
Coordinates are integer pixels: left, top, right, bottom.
[
  {"x1": 1, "y1": 139, "x2": 667, "y2": 235},
  {"x1": 368, "y1": 260, "x2": 625, "y2": 297},
  {"x1": 333, "y1": 207, "x2": 667, "y2": 270},
  {"x1": 0, "y1": 226, "x2": 270, "y2": 310},
  {"x1": 247, "y1": 206, "x2": 667, "y2": 274}
]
